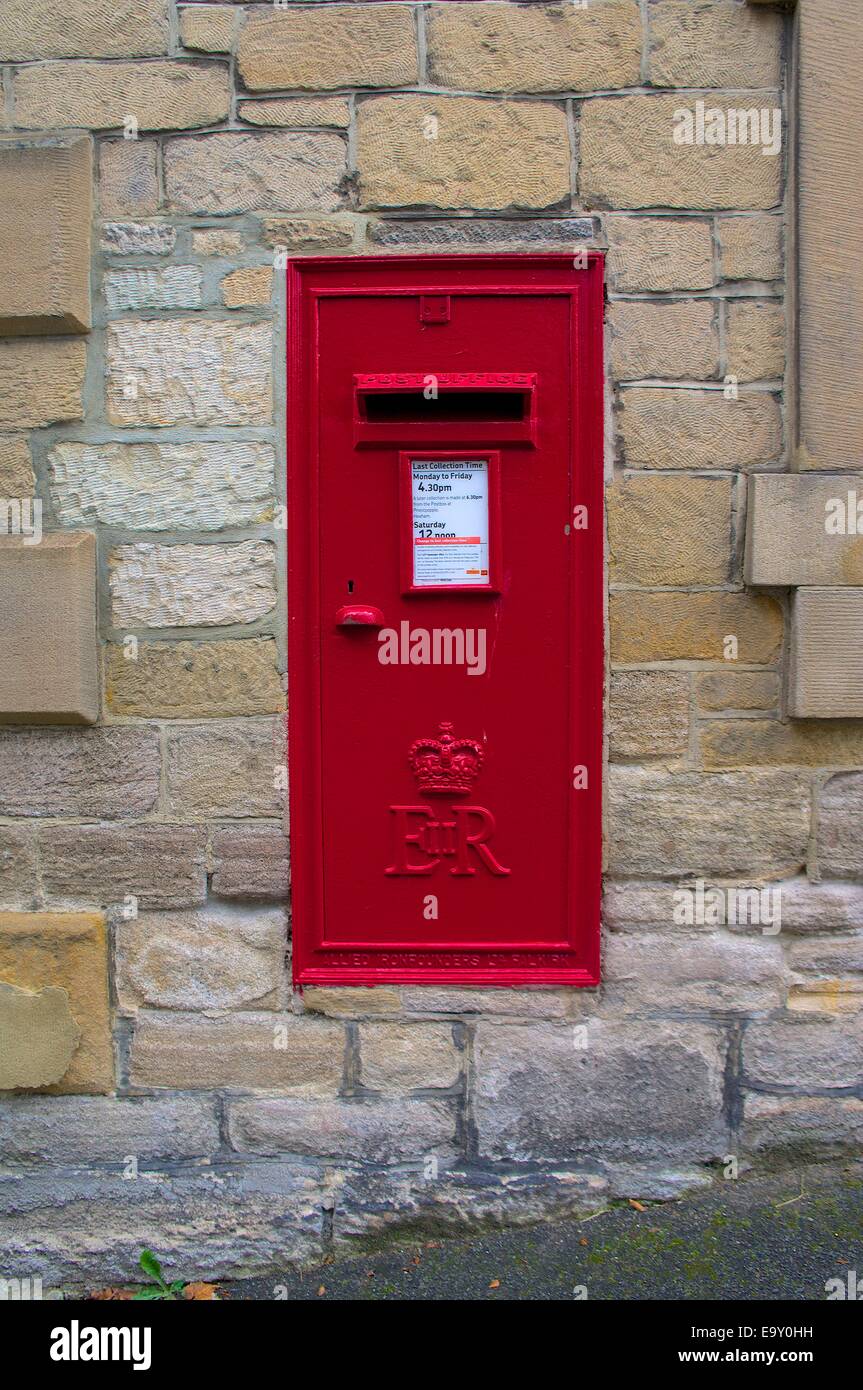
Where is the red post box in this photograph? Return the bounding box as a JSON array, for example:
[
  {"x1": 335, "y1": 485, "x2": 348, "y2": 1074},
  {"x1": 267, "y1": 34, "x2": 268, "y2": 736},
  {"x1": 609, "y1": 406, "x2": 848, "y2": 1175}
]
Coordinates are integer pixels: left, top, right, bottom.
[{"x1": 287, "y1": 254, "x2": 604, "y2": 987}]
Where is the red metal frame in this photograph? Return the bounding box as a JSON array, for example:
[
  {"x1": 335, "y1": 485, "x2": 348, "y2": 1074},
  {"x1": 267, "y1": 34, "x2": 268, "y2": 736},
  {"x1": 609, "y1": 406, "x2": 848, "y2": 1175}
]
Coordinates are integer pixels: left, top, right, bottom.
[
  {"x1": 399, "y1": 449, "x2": 502, "y2": 596},
  {"x1": 286, "y1": 254, "x2": 605, "y2": 988},
  {"x1": 353, "y1": 371, "x2": 537, "y2": 448}
]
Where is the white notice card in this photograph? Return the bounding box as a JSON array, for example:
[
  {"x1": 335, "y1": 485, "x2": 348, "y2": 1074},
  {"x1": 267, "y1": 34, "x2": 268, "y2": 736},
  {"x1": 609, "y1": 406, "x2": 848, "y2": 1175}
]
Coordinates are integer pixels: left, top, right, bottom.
[{"x1": 411, "y1": 459, "x2": 490, "y2": 587}]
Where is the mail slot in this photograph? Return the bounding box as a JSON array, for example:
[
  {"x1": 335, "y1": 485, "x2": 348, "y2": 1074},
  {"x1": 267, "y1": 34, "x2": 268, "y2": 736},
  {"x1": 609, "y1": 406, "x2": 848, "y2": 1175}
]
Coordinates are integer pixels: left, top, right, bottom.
[{"x1": 286, "y1": 254, "x2": 604, "y2": 986}]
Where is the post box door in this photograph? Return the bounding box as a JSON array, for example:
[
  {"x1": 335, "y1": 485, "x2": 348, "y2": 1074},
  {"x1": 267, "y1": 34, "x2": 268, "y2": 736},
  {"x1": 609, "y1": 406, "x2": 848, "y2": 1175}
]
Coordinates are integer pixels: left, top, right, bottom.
[{"x1": 287, "y1": 255, "x2": 603, "y2": 986}]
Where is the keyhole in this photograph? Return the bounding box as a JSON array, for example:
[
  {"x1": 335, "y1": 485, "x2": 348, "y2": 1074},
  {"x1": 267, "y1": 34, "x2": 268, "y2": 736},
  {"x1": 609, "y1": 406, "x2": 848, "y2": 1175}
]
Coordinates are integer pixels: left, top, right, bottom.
[{"x1": 347, "y1": 579, "x2": 355, "y2": 594}]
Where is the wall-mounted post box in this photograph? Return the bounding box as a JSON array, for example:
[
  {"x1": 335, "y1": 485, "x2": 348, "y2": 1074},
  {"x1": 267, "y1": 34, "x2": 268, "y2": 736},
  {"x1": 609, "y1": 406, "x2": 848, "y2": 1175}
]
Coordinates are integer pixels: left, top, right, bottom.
[{"x1": 287, "y1": 254, "x2": 604, "y2": 987}]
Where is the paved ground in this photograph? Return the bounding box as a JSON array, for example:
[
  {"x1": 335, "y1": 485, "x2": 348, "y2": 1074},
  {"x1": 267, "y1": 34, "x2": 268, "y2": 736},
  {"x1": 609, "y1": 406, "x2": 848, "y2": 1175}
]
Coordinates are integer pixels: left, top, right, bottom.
[{"x1": 220, "y1": 1162, "x2": 863, "y2": 1301}]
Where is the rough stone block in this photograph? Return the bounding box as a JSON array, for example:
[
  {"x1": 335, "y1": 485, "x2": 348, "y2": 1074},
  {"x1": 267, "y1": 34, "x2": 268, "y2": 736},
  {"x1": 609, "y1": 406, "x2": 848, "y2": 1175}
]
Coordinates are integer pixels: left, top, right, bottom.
[
  {"x1": 764, "y1": 879, "x2": 863, "y2": 936},
  {"x1": 608, "y1": 670, "x2": 689, "y2": 759},
  {"x1": 0, "y1": 912, "x2": 111, "y2": 1094},
  {"x1": 818, "y1": 773, "x2": 863, "y2": 879},
  {"x1": 720, "y1": 215, "x2": 782, "y2": 281},
  {"x1": 238, "y1": 99, "x2": 350, "y2": 129},
  {"x1": 607, "y1": 473, "x2": 732, "y2": 584},
  {"x1": 302, "y1": 987, "x2": 401, "y2": 1019},
  {"x1": 49, "y1": 440, "x2": 275, "y2": 531},
  {"x1": 237, "y1": 5, "x2": 417, "y2": 90},
  {"x1": 746, "y1": 474, "x2": 863, "y2": 587},
  {"x1": 39, "y1": 825, "x2": 208, "y2": 910},
  {"x1": 228, "y1": 1096, "x2": 454, "y2": 1163},
  {"x1": 788, "y1": 936, "x2": 863, "y2": 1016},
  {"x1": 165, "y1": 132, "x2": 345, "y2": 214},
  {"x1": 610, "y1": 590, "x2": 783, "y2": 662},
  {"x1": 368, "y1": 216, "x2": 596, "y2": 250},
  {"x1": 99, "y1": 140, "x2": 159, "y2": 218},
  {"x1": 694, "y1": 671, "x2": 779, "y2": 712},
  {"x1": 359, "y1": 1023, "x2": 460, "y2": 1093},
  {"x1": 211, "y1": 826, "x2": 290, "y2": 901},
  {"x1": 104, "y1": 266, "x2": 202, "y2": 311},
  {"x1": 0, "y1": 436, "x2": 35, "y2": 497},
  {"x1": 789, "y1": 589, "x2": 863, "y2": 718},
  {"x1": 117, "y1": 904, "x2": 287, "y2": 1012},
  {"x1": 0, "y1": 827, "x2": 39, "y2": 911},
  {"x1": 620, "y1": 387, "x2": 782, "y2": 470},
  {"x1": 726, "y1": 300, "x2": 785, "y2": 382},
  {"x1": 179, "y1": 4, "x2": 239, "y2": 53},
  {"x1": 0, "y1": 532, "x2": 98, "y2": 725},
  {"x1": 0, "y1": 1095, "x2": 219, "y2": 1163},
  {"x1": 580, "y1": 95, "x2": 782, "y2": 210},
  {"x1": 475, "y1": 1020, "x2": 727, "y2": 1162},
  {"x1": 607, "y1": 216, "x2": 714, "y2": 292},
  {"x1": 191, "y1": 228, "x2": 245, "y2": 258},
  {"x1": 604, "y1": 931, "x2": 784, "y2": 1012},
  {"x1": 0, "y1": 0, "x2": 166, "y2": 60},
  {"x1": 0, "y1": 726, "x2": 159, "y2": 818},
  {"x1": 0, "y1": 134, "x2": 92, "y2": 334},
  {"x1": 357, "y1": 96, "x2": 570, "y2": 211},
  {"x1": 649, "y1": 0, "x2": 782, "y2": 87},
  {"x1": 106, "y1": 320, "x2": 272, "y2": 427},
  {"x1": 426, "y1": 0, "x2": 642, "y2": 93},
  {"x1": 220, "y1": 266, "x2": 273, "y2": 307},
  {"x1": 100, "y1": 222, "x2": 176, "y2": 255},
  {"x1": 130, "y1": 1010, "x2": 345, "y2": 1093},
  {"x1": 166, "y1": 719, "x2": 283, "y2": 819},
  {"x1": 701, "y1": 718, "x2": 863, "y2": 769},
  {"x1": 106, "y1": 639, "x2": 283, "y2": 719},
  {"x1": 0, "y1": 339, "x2": 86, "y2": 429},
  {"x1": 257, "y1": 216, "x2": 354, "y2": 252},
  {"x1": 608, "y1": 300, "x2": 719, "y2": 381},
  {"x1": 742, "y1": 1094, "x2": 863, "y2": 1157},
  {"x1": 744, "y1": 1015, "x2": 863, "y2": 1089},
  {"x1": 608, "y1": 768, "x2": 810, "y2": 877},
  {"x1": 12, "y1": 60, "x2": 230, "y2": 132},
  {"x1": 109, "y1": 540, "x2": 277, "y2": 628}
]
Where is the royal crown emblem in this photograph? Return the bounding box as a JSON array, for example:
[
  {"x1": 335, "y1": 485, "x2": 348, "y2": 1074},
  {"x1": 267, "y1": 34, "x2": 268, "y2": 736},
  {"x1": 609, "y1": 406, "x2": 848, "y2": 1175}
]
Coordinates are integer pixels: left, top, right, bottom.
[{"x1": 408, "y1": 721, "x2": 484, "y2": 797}]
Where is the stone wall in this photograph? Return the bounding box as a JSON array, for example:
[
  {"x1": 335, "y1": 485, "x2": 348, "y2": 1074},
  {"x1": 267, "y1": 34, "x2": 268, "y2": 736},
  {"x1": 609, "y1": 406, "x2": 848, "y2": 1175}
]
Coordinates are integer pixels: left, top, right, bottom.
[{"x1": 1, "y1": 0, "x2": 862, "y2": 1289}]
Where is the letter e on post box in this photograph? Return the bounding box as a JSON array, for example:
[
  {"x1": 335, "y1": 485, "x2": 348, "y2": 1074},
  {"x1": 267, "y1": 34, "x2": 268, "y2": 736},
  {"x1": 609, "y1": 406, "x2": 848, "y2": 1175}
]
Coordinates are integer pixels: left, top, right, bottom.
[{"x1": 286, "y1": 255, "x2": 603, "y2": 986}]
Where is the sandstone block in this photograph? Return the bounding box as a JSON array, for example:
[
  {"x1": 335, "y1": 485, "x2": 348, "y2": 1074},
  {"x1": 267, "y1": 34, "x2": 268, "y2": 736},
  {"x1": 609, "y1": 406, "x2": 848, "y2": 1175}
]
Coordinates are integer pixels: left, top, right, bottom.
[
  {"x1": 237, "y1": 5, "x2": 417, "y2": 91},
  {"x1": 165, "y1": 132, "x2": 345, "y2": 214},
  {"x1": 701, "y1": 718, "x2": 863, "y2": 770},
  {"x1": 0, "y1": 339, "x2": 86, "y2": 429},
  {"x1": 109, "y1": 541, "x2": 277, "y2": 628},
  {"x1": 0, "y1": 1095, "x2": 219, "y2": 1162},
  {"x1": 104, "y1": 266, "x2": 202, "y2": 312},
  {"x1": 179, "y1": 4, "x2": 239, "y2": 53},
  {"x1": 13, "y1": 60, "x2": 230, "y2": 132},
  {"x1": 257, "y1": 217, "x2": 354, "y2": 252},
  {"x1": 0, "y1": 436, "x2": 35, "y2": 497},
  {"x1": 649, "y1": 0, "x2": 782, "y2": 87},
  {"x1": 746, "y1": 474, "x2": 863, "y2": 587},
  {"x1": 359, "y1": 1023, "x2": 460, "y2": 1093},
  {"x1": 0, "y1": 827, "x2": 38, "y2": 912},
  {"x1": 726, "y1": 300, "x2": 785, "y2": 382},
  {"x1": 166, "y1": 719, "x2": 283, "y2": 818},
  {"x1": 608, "y1": 300, "x2": 719, "y2": 381},
  {"x1": 100, "y1": 222, "x2": 176, "y2": 255},
  {"x1": 99, "y1": 140, "x2": 159, "y2": 218},
  {"x1": 619, "y1": 387, "x2": 782, "y2": 470},
  {"x1": 302, "y1": 988, "x2": 401, "y2": 1019},
  {"x1": 694, "y1": 671, "x2": 779, "y2": 712},
  {"x1": 191, "y1": 228, "x2": 245, "y2": 257},
  {"x1": 39, "y1": 825, "x2": 208, "y2": 910},
  {"x1": 607, "y1": 473, "x2": 732, "y2": 585},
  {"x1": 0, "y1": 0, "x2": 167, "y2": 60},
  {"x1": 220, "y1": 266, "x2": 273, "y2": 307},
  {"x1": 0, "y1": 727, "x2": 159, "y2": 818},
  {"x1": 211, "y1": 826, "x2": 290, "y2": 901},
  {"x1": 368, "y1": 216, "x2": 596, "y2": 250},
  {"x1": 720, "y1": 215, "x2": 782, "y2": 281},
  {"x1": 604, "y1": 931, "x2": 784, "y2": 1012},
  {"x1": 228, "y1": 1096, "x2": 453, "y2": 1162},
  {"x1": 106, "y1": 639, "x2": 283, "y2": 719},
  {"x1": 607, "y1": 216, "x2": 713, "y2": 292},
  {"x1": 610, "y1": 591, "x2": 783, "y2": 662},
  {"x1": 818, "y1": 774, "x2": 863, "y2": 879},
  {"x1": 608, "y1": 670, "x2": 689, "y2": 759},
  {"x1": 238, "y1": 99, "x2": 350, "y2": 129},
  {"x1": 742, "y1": 1094, "x2": 863, "y2": 1157},
  {"x1": 744, "y1": 1015, "x2": 863, "y2": 1089},
  {"x1": 790, "y1": 589, "x2": 863, "y2": 719}
]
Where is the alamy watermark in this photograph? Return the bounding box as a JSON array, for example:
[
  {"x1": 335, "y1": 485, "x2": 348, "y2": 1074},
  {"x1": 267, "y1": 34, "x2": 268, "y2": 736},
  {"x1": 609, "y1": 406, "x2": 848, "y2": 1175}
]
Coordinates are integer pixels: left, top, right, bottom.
[
  {"x1": 673, "y1": 101, "x2": 782, "y2": 157},
  {"x1": 673, "y1": 879, "x2": 781, "y2": 934}
]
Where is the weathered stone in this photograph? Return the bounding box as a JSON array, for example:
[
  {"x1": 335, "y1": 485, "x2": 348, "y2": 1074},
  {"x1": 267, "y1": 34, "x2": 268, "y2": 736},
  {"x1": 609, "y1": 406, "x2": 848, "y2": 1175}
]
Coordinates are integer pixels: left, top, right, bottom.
[
  {"x1": 608, "y1": 670, "x2": 689, "y2": 759},
  {"x1": 109, "y1": 541, "x2": 277, "y2": 628},
  {"x1": 606, "y1": 217, "x2": 713, "y2": 292},
  {"x1": 603, "y1": 879, "x2": 792, "y2": 935},
  {"x1": 257, "y1": 216, "x2": 354, "y2": 252},
  {"x1": 744, "y1": 1015, "x2": 863, "y2": 1089},
  {"x1": 0, "y1": 1095, "x2": 219, "y2": 1162},
  {"x1": 427, "y1": 0, "x2": 642, "y2": 93},
  {"x1": 130, "y1": 1011, "x2": 345, "y2": 1093},
  {"x1": 581, "y1": 95, "x2": 781, "y2": 210},
  {"x1": 649, "y1": 0, "x2": 782, "y2": 87},
  {"x1": 790, "y1": 589, "x2": 863, "y2": 719},
  {"x1": 368, "y1": 217, "x2": 596, "y2": 249},
  {"x1": 0, "y1": 436, "x2": 34, "y2": 496},
  {"x1": 0, "y1": 727, "x2": 159, "y2": 819},
  {"x1": 166, "y1": 719, "x2": 283, "y2": 818},
  {"x1": 607, "y1": 473, "x2": 732, "y2": 584},
  {"x1": 165, "y1": 132, "x2": 345, "y2": 214},
  {"x1": 603, "y1": 880, "x2": 690, "y2": 933},
  {"x1": 818, "y1": 773, "x2": 863, "y2": 879},
  {"x1": 397, "y1": 988, "x2": 576, "y2": 1020},
  {"x1": 99, "y1": 140, "x2": 159, "y2": 217},
  {"x1": 720, "y1": 215, "x2": 782, "y2": 281},
  {"x1": 608, "y1": 768, "x2": 810, "y2": 878},
  {"x1": 742, "y1": 1094, "x2": 863, "y2": 1157},
  {"x1": 619, "y1": 387, "x2": 782, "y2": 470},
  {"x1": 104, "y1": 266, "x2": 202, "y2": 311},
  {"x1": 788, "y1": 936, "x2": 863, "y2": 1016},
  {"x1": 0, "y1": 0, "x2": 167, "y2": 61},
  {"x1": 229, "y1": 1096, "x2": 454, "y2": 1163},
  {"x1": 0, "y1": 339, "x2": 86, "y2": 429},
  {"x1": 695, "y1": 671, "x2": 779, "y2": 712},
  {"x1": 106, "y1": 639, "x2": 283, "y2": 719},
  {"x1": 357, "y1": 96, "x2": 570, "y2": 211},
  {"x1": 117, "y1": 904, "x2": 287, "y2": 1012},
  {"x1": 39, "y1": 825, "x2": 207, "y2": 910},
  {"x1": 604, "y1": 931, "x2": 784, "y2": 1012},
  {"x1": 0, "y1": 827, "x2": 38, "y2": 912},
  {"x1": 359, "y1": 1023, "x2": 459, "y2": 1093},
  {"x1": 0, "y1": 983, "x2": 80, "y2": 1091},
  {"x1": 238, "y1": 99, "x2": 351, "y2": 129},
  {"x1": 302, "y1": 988, "x2": 401, "y2": 1018},
  {"x1": 100, "y1": 221, "x2": 176, "y2": 255},
  {"x1": 220, "y1": 266, "x2": 273, "y2": 307},
  {"x1": 211, "y1": 826, "x2": 290, "y2": 901},
  {"x1": 191, "y1": 228, "x2": 244, "y2": 257},
  {"x1": 610, "y1": 591, "x2": 783, "y2": 662},
  {"x1": 237, "y1": 5, "x2": 416, "y2": 91},
  {"x1": 49, "y1": 440, "x2": 275, "y2": 531},
  {"x1": 0, "y1": 912, "x2": 111, "y2": 1093},
  {"x1": 0, "y1": 532, "x2": 99, "y2": 726},
  {"x1": 701, "y1": 719, "x2": 863, "y2": 770},
  {"x1": 767, "y1": 879, "x2": 863, "y2": 936},
  {"x1": 106, "y1": 320, "x2": 271, "y2": 427},
  {"x1": 746, "y1": 474, "x2": 863, "y2": 587},
  {"x1": 179, "y1": 4, "x2": 238, "y2": 53},
  {"x1": 14, "y1": 60, "x2": 228, "y2": 132},
  {"x1": 0, "y1": 134, "x2": 92, "y2": 334},
  {"x1": 475, "y1": 1020, "x2": 727, "y2": 1162},
  {"x1": 726, "y1": 300, "x2": 785, "y2": 381},
  {"x1": 608, "y1": 300, "x2": 719, "y2": 381}
]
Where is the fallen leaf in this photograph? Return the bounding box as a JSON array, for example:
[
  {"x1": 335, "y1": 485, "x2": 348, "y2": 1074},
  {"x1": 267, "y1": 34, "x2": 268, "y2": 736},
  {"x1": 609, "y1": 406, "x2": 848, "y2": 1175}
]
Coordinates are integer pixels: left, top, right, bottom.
[
  {"x1": 183, "y1": 1283, "x2": 219, "y2": 1301},
  {"x1": 89, "y1": 1288, "x2": 134, "y2": 1301},
  {"x1": 317, "y1": 1285, "x2": 326, "y2": 1297},
  {"x1": 579, "y1": 1237, "x2": 589, "y2": 1247},
  {"x1": 489, "y1": 1279, "x2": 500, "y2": 1290},
  {"x1": 629, "y1": 1199, "x2": 646, "y2": 1212}
]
